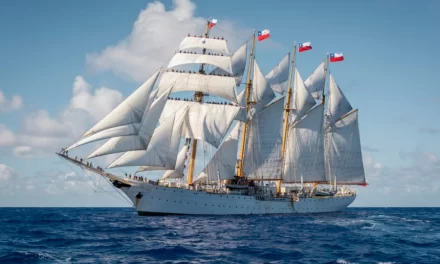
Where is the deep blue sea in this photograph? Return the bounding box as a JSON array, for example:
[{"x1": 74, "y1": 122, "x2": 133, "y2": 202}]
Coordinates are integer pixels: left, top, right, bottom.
[{"x1": 0, "y1": 208, "x2": 438, "y2": 264}]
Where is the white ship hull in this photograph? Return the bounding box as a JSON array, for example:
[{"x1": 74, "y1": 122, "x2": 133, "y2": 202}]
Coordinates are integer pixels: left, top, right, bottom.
[{"x1": 120, "y1": 183, "x2": 355, "y2": 215}]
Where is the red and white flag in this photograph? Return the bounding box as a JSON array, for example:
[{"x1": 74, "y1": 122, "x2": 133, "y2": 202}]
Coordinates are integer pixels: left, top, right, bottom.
[
  {"x1": 330, "y1": 52, "x2": 344, "y2": 62},
  {"x1": 298, "y1": 42, "x2": 312, "y2": 52},
  {"x1": 208, "y1": 18, "x2": 217, "y2": 29},
  {"x1": 257, "y1": 29, "x2": 270, "y2": 41}
]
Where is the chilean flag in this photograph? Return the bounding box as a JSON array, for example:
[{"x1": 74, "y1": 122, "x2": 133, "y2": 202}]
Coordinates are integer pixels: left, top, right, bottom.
[
  {"x1": 330, "y1": 52, "x2": 344, "y2": 62},
  {"x1": 298, "y1": 42, "x2": 312, "y2": 52},
  {"x1": 257, "y1": 29, "x2": 270, "y2": 41},
  {"x1": 208, "y1": 18, "x2": 217, "y2": 29}
]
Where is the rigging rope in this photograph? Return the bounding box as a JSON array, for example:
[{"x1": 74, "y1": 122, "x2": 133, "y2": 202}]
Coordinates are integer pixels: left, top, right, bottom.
[{"x1": 58, "y1": 156, "x2": 133, "y2": 206}]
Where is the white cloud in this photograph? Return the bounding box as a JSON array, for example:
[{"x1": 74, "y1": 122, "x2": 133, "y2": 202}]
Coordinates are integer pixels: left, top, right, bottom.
[
  {"x1": 85, "y1": 0, "x2": 251, "y2": 82},
  {"x1": 0, "y1": 90, "x2": 22, "y2": 112},
  {"x1": 70, "y1": 76, "x2": 124, "y2": 120},
  {"x1": 0, "y1": 124, "x2": 15, "y2": 146},
  {"x1": 0, "y1": 164, "x2": 15, "y2": 186},
  {"x1": 8, "y1": 76, "x2": 123, "y2": 158}
]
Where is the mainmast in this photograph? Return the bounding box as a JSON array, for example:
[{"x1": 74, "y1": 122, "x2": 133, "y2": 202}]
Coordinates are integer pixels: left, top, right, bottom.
[
  {"x1": 236, "y1": 31, "x2": 256, "y2": 177},
  {"x1": 277, "y1": 43, "x2": 296, "y2": 194},
  {"x1": 187, "y1": 19, "x2": 211, "y2": 184}
]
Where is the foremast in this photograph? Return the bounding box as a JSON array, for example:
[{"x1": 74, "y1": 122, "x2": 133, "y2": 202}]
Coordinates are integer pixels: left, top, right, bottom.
[
  {"x1": 236, "y1": 31, "x2": 256, "y2": 177},
  {"x1": 187, "y1": 18, "x2": 212, "y2": 184}
]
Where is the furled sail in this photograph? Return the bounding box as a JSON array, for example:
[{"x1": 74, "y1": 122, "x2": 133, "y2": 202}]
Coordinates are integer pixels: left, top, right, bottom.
[
  {"x1": 252, "y1": 60, "x2": 276, "y2": 113},
  {"x1": 328, "y1": 74, "x2": 353, "y2": 123},
  {"x1": 291, "y1": 68, "x2": 316, "y2": 124},
  {"x1": 195, "y1": 122, "x2": 241, "y2": 182},
  {"x1": 283, "y1": 104, "x2": 326, "y2": 183},
  {"x1": 244, "y1": 97, "x2": 284, "y2": 180},
  {"x1": 178, "y1": 37, "x2": 229, "y2": 54},
  {"x1": 210, "y1": 42, "x2": 248, "y2": 86},
  {"x1": 304, "y1": 61, "x2": 326, "y2": 100},
  {"x1": 157, "y1": 72, "x2": 238, "y2": 103},
  {"x1": 326, "y1": 109, "x2": 365, "y2": 184},
  {"x1": 86, "y1": 85, "x2": 172, "y2": 159},
  {"x1": 265, "y1": 53, "x2": 290, "y2": 94},
  {"x1": 82, "y1": 70, "x2": 160, "y2": 137},
  {"x1": 168, "y1": 53, "x2": 232, "y2": 74}
]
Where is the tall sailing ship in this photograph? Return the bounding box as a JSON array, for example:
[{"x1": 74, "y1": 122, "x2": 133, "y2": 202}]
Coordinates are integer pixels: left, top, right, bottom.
[{"x1": 57, "y1": 19, "x2": 367, "y2": 215}]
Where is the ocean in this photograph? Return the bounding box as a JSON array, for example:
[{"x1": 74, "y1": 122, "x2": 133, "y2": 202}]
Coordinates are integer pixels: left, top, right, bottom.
[{"x1": 0, "y1": 207, "x2": 438, "y2": 263}]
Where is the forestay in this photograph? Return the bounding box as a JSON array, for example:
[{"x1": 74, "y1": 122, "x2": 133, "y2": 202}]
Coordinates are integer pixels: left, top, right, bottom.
[
  {"x1": 168, "y1": 53, "x2": 233, "y2": 74},
  {"x1": 283, "y1": 104, "x2": 326, "y2": 183},
  {"x1": 178, "y1": 37, "x2": 229, "y2": 54},
  {"x1": 326, "y1": 109, "x2": 366, "y2": 184},
  {"x1": 244, "y1": 98, "x2": 284, "y2": 180},
  {"x1": 265, "y1": 53, "x2": 290, "y2": 94}
]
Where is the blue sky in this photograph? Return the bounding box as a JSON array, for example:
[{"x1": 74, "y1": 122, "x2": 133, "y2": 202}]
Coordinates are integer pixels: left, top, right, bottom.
[{"x1": 0, "y1": 0, "x2": 439, "y2": 207}]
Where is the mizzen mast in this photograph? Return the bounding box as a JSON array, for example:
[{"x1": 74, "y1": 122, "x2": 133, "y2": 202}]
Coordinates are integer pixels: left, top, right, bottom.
[
  {"x1": 187, "y1": 18, "x2": 211, "y2": 184},
  {"x1": 236, "y1": 31, "x2": 256, "y2": 177},
  {"x1": 277, "y1": 43, "x2": 297, "y2": 194}
]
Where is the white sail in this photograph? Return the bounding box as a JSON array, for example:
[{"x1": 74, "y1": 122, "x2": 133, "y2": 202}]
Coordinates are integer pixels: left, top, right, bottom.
[
  {"x1": 252, "y1": 60, "x2": 276, "y2": 113},
  {"x1": 195, "y1": 122, "x2": 240, "y2": 182},
  {"x1": 326, "y1": 109, "x2": 365, "y2": 184},
  {"x1": 265, "y1": 53, "x2": 290, "y2": 94},
  {"x1": 328, "y1": 74, "x2": 353, "y2": 123},
  {"x1": 67, "y1": 90, "x2": 158, "y2": 151},
  {"x1": 161, "y1": 142, "x2": 190, "y2": 180},
  {"x1": 244, "y1": 97, "x2": 284, "y2": 180},
  {"x1": 168, "y1": 53, "x2": 232, "y2": 74},
  {"x1": 304, "y1": 61, "x2": 326, "y2": 100},
  {"x1": 82, "y1": 70, "x2": 160, "y2": 137},
  {"x1": 66, "y1": 123, "x2": 141, "y2": 151},
  {"x1": 157, "y1": 72, "x2": 238, "y2": 103},
  {"x1": 182, "y1": 102, "x2": 240, "y2": 147},
  {"x1": 108, "y1": 106, "x2": 188, "y2": 169},
  {"x1": 210, "y1": 42, "x2": 247, "y2": 86},
  {"x1": 283, "y1": 104, "x2": 326, "y2": 183},
  {"x1": 178, "y1": 37, "x2": 229, "y2": 54},
  {"x1": 291, "y1": 68, "x2": 316, "y2": 124},
  {"x1": 86, "y1": 136, "x2": 146, "y2": 159},
  {"x1": 87, "y1": 85, "x2": 172, "y2": 159}
]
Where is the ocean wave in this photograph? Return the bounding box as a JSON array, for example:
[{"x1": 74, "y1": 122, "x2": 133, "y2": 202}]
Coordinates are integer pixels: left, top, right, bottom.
[{"x1": 0, "y1": 208, "x2": 439, "y2": 263}]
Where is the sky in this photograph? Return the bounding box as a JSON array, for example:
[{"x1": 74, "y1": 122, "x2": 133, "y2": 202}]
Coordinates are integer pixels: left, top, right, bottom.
[{"x1": 0, "y1": 0, "x2": 439, "y2": 207}]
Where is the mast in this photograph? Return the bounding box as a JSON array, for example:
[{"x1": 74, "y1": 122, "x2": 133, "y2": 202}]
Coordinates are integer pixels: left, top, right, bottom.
[
  {"x1": 277, "y1": 43, "x2": 296, "y2": 194},
  {"x1": 187, "y1": 19, "x2": 211, "y2": 185},
  {"x1": 236, "y1": 31, "x2": 256, "y2": 177}
]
